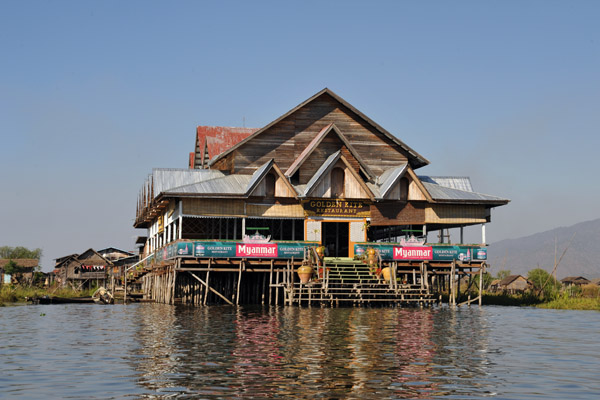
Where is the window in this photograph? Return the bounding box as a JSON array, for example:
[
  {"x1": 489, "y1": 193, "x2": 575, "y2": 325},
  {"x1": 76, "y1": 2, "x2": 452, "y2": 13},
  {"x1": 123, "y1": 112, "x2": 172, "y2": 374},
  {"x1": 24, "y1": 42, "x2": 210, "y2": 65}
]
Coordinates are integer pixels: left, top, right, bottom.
[
  {"x1": 400, "y1": 177, "x2": 409, "y2": 201},
  {"x1": 265, "y1": 173, "x2": 276, "y2": 198},
  {"x1": 331, "y1": 167, "x2": 345, "y2": 198}
]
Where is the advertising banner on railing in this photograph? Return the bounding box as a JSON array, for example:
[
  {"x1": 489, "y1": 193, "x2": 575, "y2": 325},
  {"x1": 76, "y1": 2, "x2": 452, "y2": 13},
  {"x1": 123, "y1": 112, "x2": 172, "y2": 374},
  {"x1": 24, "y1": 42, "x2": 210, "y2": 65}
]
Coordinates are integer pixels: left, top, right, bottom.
[
  {"x1": 161, "y1": 240, "x2": 318, "y2": 260},
  {"x1": 236, "y1": 243, "x2": 278, "y2": 258},
  {"x1": 393, "y1": 246, "x2": 433, "y2": 261},
  {"x1": 354, "y1": 243, "x2": 487, "y2": 262}
]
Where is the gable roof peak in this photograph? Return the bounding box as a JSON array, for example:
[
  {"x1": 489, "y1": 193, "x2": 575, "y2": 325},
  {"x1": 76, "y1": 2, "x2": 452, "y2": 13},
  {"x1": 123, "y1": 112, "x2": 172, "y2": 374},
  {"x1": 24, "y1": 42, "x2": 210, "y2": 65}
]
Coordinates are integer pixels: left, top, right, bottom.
[{"x1": 209, "y1": 88, "x2": 430, "y2": 169}]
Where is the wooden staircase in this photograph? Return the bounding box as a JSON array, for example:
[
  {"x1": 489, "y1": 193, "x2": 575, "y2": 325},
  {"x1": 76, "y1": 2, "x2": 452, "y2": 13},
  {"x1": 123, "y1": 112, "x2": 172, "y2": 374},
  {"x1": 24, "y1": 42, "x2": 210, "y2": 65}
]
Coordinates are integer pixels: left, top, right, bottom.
[{"x1": 290, "y1": 258, "x2": 434, "y2": 306}]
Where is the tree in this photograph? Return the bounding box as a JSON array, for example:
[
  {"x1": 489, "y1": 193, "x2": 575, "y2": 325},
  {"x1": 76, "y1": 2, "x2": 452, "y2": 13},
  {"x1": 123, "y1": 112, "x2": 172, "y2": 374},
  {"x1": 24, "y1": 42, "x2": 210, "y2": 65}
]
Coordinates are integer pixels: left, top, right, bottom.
[
  {"x1": 4, "y1": 260, "x2": 23, "y2": 275},
  {"x1": 0, "y1": 246, "x2": 42, "y2": 260},
  {"x1": 472, "y1": 271, "x2": 494, "y2": 292},
  {"x1": 496, "y1": 269, "x2": 511, "y2": 280},
  {"x1": 528, "y1": 268, "x2": 561, "y2": 300}
]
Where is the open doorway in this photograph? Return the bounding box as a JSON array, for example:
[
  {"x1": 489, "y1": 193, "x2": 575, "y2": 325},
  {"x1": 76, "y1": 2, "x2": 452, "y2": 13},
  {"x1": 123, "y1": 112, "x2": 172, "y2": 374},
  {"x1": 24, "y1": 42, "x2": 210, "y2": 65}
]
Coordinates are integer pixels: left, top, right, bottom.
[{"x1": 322, "y1": 222, "x2": 349, "y2": 258}]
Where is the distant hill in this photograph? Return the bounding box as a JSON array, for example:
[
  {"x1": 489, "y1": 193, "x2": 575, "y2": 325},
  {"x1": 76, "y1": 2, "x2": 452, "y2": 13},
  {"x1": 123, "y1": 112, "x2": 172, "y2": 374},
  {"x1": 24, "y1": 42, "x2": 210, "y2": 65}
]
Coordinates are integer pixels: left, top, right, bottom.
[{"x1": 486, "y1": 218, "x2": 600, "y2": 279}]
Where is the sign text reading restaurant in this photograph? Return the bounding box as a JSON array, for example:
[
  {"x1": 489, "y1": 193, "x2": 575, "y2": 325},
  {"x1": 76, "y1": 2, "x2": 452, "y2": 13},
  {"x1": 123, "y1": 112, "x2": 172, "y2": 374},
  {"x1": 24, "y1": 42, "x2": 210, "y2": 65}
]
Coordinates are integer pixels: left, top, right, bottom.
[{"x1": 303, "y1": 199, "x2": 371, "y2": 217}]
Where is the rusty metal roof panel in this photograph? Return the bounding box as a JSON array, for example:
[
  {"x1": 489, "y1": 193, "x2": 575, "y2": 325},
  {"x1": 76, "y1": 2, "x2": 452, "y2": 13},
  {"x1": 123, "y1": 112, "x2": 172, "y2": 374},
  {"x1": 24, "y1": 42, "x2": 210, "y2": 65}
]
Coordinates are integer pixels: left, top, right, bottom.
[{"x1": 196, "y1": 126, "x2": 257, "y2": 165}]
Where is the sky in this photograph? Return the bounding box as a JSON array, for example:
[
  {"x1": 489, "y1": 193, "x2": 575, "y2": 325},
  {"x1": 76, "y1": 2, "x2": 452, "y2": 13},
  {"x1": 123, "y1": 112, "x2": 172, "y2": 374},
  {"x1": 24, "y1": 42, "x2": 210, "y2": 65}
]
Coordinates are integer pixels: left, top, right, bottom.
[{"x1": 1, "y1": 1, "x2": 599, "y2": 271}]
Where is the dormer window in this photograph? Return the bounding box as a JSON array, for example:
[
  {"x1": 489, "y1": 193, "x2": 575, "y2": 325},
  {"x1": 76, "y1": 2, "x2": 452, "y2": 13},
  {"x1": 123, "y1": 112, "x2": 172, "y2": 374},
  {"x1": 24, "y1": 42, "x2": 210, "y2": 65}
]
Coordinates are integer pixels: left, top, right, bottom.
[
  {"x1": 265, "y1": 173, "x2": 276, "y2": 198},
  {"x1": 331, "y1": 167, "x2": 345, "y2": 198},
  {"x1": 400, "y1": 177, "x2": 409, "y2": 201}
]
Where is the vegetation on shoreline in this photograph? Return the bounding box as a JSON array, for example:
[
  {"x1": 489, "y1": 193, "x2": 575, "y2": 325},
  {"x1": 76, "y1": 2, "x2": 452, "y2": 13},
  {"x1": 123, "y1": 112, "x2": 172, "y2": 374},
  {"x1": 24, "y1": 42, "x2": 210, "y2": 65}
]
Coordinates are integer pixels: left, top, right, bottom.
[
  {"x1": 463, "y1": 268, "x2": 600, "y2": 310},
  {"x1": 477, "y1": 292, "x2": 600, "y2": 310},
  {"x1": 0, "y1": 285, "x2": 95, "y2": 306}
]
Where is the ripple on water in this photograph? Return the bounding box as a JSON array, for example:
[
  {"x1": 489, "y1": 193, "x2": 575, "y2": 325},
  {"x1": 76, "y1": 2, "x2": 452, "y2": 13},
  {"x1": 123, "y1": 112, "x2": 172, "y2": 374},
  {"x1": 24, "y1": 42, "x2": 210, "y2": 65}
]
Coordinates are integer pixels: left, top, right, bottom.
[{"x1": 1, "y1": 304, "x2": 600, "y2": 399}]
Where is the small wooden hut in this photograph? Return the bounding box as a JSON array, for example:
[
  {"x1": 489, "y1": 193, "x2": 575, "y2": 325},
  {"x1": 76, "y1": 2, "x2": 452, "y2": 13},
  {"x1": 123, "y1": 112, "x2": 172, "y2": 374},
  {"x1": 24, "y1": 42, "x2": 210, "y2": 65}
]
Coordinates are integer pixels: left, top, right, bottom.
[
  {"x1": 560, "y1": 276, "x2": 591, "y2": 287},
  {"x1": 53, "y1": 249, "x2": 112, "y2": 290},
  {"x1": 493, "y1": 275, "x2": 532, "y2": 294},
  {"x1": 0, "y1": 258, "x2": 39, "y2": 285},
  {"x1": 134, "y1": 88, "x2": 510, "y2": 306}
]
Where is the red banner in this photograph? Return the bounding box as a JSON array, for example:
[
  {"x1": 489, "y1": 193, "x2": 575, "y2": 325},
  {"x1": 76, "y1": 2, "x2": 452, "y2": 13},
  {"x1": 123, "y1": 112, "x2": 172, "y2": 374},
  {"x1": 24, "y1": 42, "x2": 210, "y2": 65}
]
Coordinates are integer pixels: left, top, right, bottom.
[
  {"x1": 236, "y1": 244, "x2": 278, "y2": 258},
  {"x1": 393, "y1": 246, "x2": 433, "y2": 260}
]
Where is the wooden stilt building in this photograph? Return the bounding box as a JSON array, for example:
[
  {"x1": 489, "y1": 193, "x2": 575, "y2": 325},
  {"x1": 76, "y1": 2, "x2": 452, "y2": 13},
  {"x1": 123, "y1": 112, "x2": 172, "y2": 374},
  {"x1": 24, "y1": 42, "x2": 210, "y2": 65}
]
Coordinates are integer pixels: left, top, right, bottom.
[{"x1": 133, "y1": 88, "x2": 509, "y2": 306}]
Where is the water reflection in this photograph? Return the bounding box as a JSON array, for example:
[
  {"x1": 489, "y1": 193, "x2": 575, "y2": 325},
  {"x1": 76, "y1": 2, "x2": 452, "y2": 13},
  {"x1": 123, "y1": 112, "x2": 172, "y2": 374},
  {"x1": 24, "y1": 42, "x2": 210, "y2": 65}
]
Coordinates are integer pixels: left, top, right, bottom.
[
  {"x1": 130, "y1": 305, "x2": 495, "y2": 398},
  {"x1": 3, "y1": 304, "x2": 600, "y2": 399}
]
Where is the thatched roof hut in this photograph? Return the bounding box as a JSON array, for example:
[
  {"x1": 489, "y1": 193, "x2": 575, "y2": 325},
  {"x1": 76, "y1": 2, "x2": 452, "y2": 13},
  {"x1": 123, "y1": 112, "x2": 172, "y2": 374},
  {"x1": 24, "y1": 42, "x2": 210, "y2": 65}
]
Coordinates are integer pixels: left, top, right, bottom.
[
  {"x1": 560, "y1": 276, "x2": 591, "y2": 286},
  {"x1": 493, "y1": 275, "x2": 532, "y2": 293}
]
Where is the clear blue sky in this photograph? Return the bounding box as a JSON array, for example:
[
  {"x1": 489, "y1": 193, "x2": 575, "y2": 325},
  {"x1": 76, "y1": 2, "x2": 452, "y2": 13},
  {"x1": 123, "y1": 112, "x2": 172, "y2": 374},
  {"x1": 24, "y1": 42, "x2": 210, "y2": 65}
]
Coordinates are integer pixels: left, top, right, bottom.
[{"x1": 1, "y1": 1, "x2": 599, "y2": 271}]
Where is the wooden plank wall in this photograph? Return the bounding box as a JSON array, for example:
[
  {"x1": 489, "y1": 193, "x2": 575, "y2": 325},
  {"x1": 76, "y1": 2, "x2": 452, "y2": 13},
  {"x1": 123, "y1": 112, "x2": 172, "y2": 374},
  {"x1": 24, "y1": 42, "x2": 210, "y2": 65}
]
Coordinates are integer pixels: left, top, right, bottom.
[
  {"x1": 425, "y1": 204, "x2": 489, "y2": 224},
  {"x1": 221, "y1": 93, "x2": 410, "y2": 177},
  {"x1": 370, "y1": 202, "x2": 427, "y2": 226},
  {"x1": 183, "y1": 199, "x2": 245, "y2": 216},
  {"x1": 308, "y1": 160, "x2": 370, "y2": 199}
]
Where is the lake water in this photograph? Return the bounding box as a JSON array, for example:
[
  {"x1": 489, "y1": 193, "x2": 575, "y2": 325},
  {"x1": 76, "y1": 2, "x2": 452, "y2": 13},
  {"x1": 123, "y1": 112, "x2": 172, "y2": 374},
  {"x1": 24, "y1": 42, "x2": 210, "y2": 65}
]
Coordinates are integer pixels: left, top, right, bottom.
[{"x1": 1, "y1": 303, "x2": 599, "y2": 399}]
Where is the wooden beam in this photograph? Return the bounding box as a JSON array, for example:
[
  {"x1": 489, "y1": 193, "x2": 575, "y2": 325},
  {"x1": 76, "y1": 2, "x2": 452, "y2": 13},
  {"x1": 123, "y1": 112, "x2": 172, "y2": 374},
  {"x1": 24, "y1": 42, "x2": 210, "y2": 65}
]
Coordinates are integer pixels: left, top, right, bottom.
[{"x1": 187, "y1": 271, "x2": 233, "y2": 306}]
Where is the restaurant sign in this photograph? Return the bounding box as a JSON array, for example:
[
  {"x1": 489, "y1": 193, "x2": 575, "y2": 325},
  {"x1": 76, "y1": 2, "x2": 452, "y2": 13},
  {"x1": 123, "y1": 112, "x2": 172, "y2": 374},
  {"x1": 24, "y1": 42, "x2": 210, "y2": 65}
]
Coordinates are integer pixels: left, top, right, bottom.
[
  {"x1": 303, "y1": 199, "x2": 370, "y2": 218},
  {"x1": 354, "y1": 243, "x2": 487, "y2": 262}
]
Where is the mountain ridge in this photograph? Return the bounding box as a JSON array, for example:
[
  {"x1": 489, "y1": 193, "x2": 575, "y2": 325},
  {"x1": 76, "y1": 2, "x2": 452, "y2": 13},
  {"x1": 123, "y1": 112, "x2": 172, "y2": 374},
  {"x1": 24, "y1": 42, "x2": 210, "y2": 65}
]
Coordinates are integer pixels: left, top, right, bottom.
[{"x1": 486, "y1": 218, "x2": 600, "y2": 279}]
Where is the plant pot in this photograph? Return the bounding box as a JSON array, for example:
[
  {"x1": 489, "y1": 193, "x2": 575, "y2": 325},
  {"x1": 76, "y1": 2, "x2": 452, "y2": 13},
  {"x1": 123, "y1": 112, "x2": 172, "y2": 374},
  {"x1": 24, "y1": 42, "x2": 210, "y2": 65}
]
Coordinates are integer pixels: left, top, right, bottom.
[
  {"x1": 382, "y1": 267, "x2": 392, "y2": 282},
  {"x1": 297, "y1": 265, "x2": 313, "y2": 284}
]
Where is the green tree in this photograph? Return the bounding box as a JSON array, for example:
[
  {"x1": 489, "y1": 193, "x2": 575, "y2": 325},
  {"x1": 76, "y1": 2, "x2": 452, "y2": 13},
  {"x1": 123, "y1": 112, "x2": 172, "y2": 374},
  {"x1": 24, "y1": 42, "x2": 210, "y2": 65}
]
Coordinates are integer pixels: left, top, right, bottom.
[
  {"x1": 473, "y1": 271, "x2": 494, "y2": 292},
  {"x1": 496, "y1": 269, "x2": 511, "y2": 280},
  {"x1": 528, "y1": 268, "x2": 561, "y2": 300},
  {"x1": 0, "y1": 246, "x2": 42, "y2": 260},
  {"x1": 4, "y1": 260, "x2": 23, "y2": 275}
]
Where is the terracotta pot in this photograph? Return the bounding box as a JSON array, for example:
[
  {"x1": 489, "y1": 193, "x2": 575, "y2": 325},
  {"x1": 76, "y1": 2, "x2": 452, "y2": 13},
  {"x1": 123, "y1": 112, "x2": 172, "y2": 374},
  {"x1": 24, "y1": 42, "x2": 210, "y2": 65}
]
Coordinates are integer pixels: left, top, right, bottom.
[
  {"x1": 382, "y1": 267, "x2": 392, "y2": 282},
  {"x1": 297, "y1": 265, "x2": 313, "y2": 284}
]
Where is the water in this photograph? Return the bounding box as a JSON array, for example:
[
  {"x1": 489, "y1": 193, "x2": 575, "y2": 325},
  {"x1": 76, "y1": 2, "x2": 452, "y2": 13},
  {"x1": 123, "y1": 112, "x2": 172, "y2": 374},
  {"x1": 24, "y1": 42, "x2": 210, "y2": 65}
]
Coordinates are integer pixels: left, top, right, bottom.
[{"x1": 1, "y1": 304, "x2": 599, "y2": 399}]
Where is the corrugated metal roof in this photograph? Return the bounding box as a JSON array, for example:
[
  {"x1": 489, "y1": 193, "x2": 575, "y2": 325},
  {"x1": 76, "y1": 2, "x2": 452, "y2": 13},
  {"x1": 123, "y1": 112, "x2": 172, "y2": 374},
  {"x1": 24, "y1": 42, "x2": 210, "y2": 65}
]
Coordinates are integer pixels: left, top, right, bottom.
[
  {"x1": 165, "y1": 174, "x2": 252, "y2": 196},
  {"x1": 246, "y1": 160, "x2": 274, "y2": 195},
  {"x1": 301, "y1": 150, "x2": 342, "y2": 197},
  {"x1": 153, "y1": 169, "x2": 225, "y2": 194},
  {"x1": 377, "y1": 164, "x2": 408, "y2": 200},
  {"x1": 196, "y1": 126, "x2": 257, "y2": 166},
  {"x1": 419, "y1": 176, "x2": 473, "y2": 192},
  {"x1": 421, "y1": 181, "x2": 508, "y2": 203}
]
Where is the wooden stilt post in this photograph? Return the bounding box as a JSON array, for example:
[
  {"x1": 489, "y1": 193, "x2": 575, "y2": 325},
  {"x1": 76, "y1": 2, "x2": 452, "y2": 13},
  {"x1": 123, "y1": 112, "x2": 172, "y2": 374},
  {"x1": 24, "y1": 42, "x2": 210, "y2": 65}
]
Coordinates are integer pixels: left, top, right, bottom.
[
  {"x1": 450, "y1": 260, "x2": 456, "y2": 306},
  {"x1": 290, "y1": 257, "x2": 295, "y2": 305},
  {"x1": 204, "y1": 258, "x2": 211, "y2": 306},
  {"x1": 457, "y1": 266, "x2": 461, "y2": 305},
  {"x1": 124, "y1": 266, "x2": 128, "y2": 305},
  {"x1": 479, "y1": 263, "x2": 484, "y2": 306},
  {"x1": 269, "y1": 259, "x2": 274, "y2": 306},
  {"x1": 236, "y1": 260, "x2": 243, "y2": 305}
]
